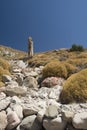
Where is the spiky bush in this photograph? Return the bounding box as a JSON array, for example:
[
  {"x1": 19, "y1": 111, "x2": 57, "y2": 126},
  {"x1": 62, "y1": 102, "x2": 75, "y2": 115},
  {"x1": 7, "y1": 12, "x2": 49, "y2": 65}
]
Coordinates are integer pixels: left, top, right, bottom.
[{"x1": 60, "y1": 69, "x2": 87, "y2": 104}]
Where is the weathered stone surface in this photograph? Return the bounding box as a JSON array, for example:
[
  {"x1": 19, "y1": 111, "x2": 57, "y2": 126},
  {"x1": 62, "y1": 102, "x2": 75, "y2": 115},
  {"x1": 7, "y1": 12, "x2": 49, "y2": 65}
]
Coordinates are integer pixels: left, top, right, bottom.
[
  {"x1": 2, "y1": 74, "x2": 12, "y2": 83},
  {"x1": 37, "y1": 109, "x2": 46, "y2": 123},
  {"x1": 19, "y1": 115, "x2": 42, "y2": 130},
  {"x1": 23, "y1": 106, "x2": 38, "y2": 117},
  {"x1": 0, "y1": 111, "x2": 7, "y2": 130},
  {"x1": 10, "y1": 104, "x2": 23, "y2": 119},
  {"x1": 72, "y1": 112, "x2": 87, "y2": 129},
  {"x1": 43, "y1": 116, "x2": 66, "y2": 130},
  {"x1": 0, "y1": 97, "x2": 10, "y2": 111},
  {"x1": 11, "y1": 96, "x2": 21, "y2": 104},
  {"x1": 6, "y1": 111, "x2": 21, "y2": 130},
  {"x1": 45, "y1": 104, "x2": 58, "y2": 118},
  {"x1": 0, "y1": 92, "x2": 6, "y2": 100},
  {"x1": 5, "y1": 86, "x2": 27, "y2": 96},
  {"x1": 23, "y1": 76, "x2": 38, "y2": 89},
  {"x1": 41, "y1": 77, "x2": 64, "y2": 88}
]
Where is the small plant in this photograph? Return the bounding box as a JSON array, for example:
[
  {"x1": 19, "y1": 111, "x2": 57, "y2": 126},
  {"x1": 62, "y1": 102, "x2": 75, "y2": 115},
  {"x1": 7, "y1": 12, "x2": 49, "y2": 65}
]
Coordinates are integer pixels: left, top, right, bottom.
[
  {"x1": 70, "y1": 44, "x2": 84, "y2": 52},
  {"x1": 60, "y1": 68, "x2": 87, "y2": 104}
]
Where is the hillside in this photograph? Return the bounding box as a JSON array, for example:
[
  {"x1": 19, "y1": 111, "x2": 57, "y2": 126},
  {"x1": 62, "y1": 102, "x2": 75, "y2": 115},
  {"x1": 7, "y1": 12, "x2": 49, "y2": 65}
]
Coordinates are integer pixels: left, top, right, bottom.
[{"x1": 0, "y1": 45, "x2": 87, "y2": 129}]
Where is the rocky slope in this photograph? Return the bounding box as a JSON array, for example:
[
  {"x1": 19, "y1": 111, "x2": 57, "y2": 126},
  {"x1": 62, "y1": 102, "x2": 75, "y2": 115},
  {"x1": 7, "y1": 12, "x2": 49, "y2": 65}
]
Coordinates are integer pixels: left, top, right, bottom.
[{"x1": 0, "y1": 45, "x2": 87, "y2": 130}]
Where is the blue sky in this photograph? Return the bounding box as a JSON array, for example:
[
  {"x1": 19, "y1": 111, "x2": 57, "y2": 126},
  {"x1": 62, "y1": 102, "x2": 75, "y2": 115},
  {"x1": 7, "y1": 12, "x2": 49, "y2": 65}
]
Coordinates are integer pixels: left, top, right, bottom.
[{"x1": 0, "y1": 0, "x2": 87, "y2": 52}]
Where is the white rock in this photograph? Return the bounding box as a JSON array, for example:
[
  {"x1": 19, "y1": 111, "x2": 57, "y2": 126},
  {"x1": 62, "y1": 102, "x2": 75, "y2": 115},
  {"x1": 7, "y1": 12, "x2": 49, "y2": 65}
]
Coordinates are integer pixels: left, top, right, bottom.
[
  {"x1": 10, "y1": 104, "x2": 23, "y2": 119},
  {"x1": 37, "y1": 109, "x2": 46, "y2": 123},
  {"x1": 13, "y1": 68, "x2": 22, "y2": 73},
  {"x1": 45, "y1": 104, "x2": 58, "y2": 118},
  {"x1": 17, "y1": 60, "x2": 27, "y2": 68},
  {"x1": 48, "y1": 85, "x2": 63, "y2": 101},
  {"x1": 5, "y1": 86, "x2": 27, "y2": 96},
  {"x1": 0, "y1": 111, "x2": 7, "y2": 130},
  {"x1": 19, "y1": 115, "x2": 42, "y2": 130},
  {"x1": 23, "y1": 76, "x2": 38, "y2": 89},
  {"x1": 11, "y1": 96, "x2": 21, "y2": 104},
  {"x1": 0, "y1": 98, "x2": 10, "y2": 111},
  {"x1": 6, "y1": 111, "x2": 20, "y2": 130},
  {"x1": 0, "y1": 92, "x2": 6, "y2": 100},
  {"x1": 43, "y1": 116, "x2": 66, "y2": 130},
  {"x1": 72, "y1": 112, "x2": 87, "y2": 129}
]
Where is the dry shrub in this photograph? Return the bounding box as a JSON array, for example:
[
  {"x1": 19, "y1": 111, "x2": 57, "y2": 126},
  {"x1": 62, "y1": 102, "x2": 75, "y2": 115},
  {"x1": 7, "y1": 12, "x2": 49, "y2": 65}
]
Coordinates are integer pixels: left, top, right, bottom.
[
  {"x1": 42, "y1": 61, "x2": 77, "y2": 79},
  {"x1": 0, "y1": 58, "x2": 10, "y2": 70},
  {"x1": 42, "y1": 61, "x2": 67, "y2": 78},
  {"x1": 60, "y1": 69, "x2": 87, "y2": 104},
  {"x1": 0, "y1": 67, "x2": 10, "y2": 81}
]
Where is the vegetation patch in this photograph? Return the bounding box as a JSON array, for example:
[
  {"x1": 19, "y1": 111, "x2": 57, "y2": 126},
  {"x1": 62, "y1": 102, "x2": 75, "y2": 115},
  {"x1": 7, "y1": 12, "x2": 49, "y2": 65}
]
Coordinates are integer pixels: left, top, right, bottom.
[
  {"x1": 42, "y1": 61, "x2": 77, "y2": 79},
  {"x1": 60, "y1": 69, "x2": 87, "y2": 104}
]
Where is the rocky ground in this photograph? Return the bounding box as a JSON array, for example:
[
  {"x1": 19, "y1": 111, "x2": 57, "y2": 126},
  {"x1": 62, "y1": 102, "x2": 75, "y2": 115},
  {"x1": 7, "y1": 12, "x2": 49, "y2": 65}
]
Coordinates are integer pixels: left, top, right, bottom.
[{"x1": 0, "y1": 59, "x2": 87, "y2": 130}]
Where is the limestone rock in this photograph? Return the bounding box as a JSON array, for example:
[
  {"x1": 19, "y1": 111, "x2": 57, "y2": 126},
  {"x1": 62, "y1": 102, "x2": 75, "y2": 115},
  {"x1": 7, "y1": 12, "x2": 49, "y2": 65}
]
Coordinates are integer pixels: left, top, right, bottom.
[
  {"x1": 45, "y1": 104, "x2": 58, "y2": 118},
  {"x1": 72, "y1": 112, "x2": 87, "y2": 129},
  {"x1": 0, "y1": 111, "x2": 7, "y2": 130},
  {"x1": 0, "y1": 97, "x2": 10, "y2": 111},
  {"x1": 10, "y1": 104, "x2": 23, "y2": 119},
  {"x1": 23, "y1": 76, "x2": 38, "y2": 89},
  {"x1": 41, "y1": 77, "x2": 64, "y2": 88},
  {"x1": 43, "y1": 116, "x2": 66, "y2": 130},
  {"x1": 37, "y1": 109, "x2": 46, "y2": 123},
  {"x1": 5, "y1": 86, "x2": 27, "y2": 96},
  {"x1": 6, "y1": 111, "x2": 21, "y2": 130},
  {"x1": 19, "y1": 115, "x2": 42, "y2": 130}
]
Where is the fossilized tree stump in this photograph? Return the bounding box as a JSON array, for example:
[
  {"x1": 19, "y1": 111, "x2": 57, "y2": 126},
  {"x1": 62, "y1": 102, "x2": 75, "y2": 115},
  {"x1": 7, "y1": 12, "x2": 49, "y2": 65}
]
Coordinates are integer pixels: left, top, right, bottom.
[{"x1": 28, "y1": 37, "x2": 34, "y2": 58}]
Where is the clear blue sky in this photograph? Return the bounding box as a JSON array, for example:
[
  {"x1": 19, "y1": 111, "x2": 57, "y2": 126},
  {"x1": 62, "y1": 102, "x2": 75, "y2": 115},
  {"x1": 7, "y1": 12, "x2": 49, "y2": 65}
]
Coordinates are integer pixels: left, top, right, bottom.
[{"x1": 0, "y1": 0, "x2": 87, "y2": 52}]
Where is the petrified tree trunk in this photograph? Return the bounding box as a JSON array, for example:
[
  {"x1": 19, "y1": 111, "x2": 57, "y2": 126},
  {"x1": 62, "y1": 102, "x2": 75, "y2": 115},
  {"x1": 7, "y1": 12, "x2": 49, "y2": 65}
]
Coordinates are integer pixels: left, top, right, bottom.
[{"x1": 28, "y1": 37, "x2": 34, "y2": 58}]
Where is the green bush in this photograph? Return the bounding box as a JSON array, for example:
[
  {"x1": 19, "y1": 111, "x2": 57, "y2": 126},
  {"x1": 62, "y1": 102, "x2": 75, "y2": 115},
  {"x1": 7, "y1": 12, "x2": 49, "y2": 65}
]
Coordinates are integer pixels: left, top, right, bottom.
[
  {"x1": 70, "y1": 44, "x2": 84, "y2": 52},
  {"x1": 60, "y1": 69, "x2": 87, "y2": 104}
]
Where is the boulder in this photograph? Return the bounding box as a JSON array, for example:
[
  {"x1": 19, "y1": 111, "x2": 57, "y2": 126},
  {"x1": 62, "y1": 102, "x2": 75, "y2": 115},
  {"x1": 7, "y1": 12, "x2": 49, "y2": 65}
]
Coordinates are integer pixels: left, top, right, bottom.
[
  {"x1": 5, "y1": 86, "x2": 27, "y2": 96},
  {"x1": 6, "y1": 111, "x2": 21, "y2": 130},
  {"x1": 48, "y1": 85, "x2": 63, "y2": 101},
  {"x1": 43, "y1": 116, "x2": 66, "y2": 130},
  {"x1": 0, "y1": 111, "x2": 7, "y2": 130},
  {"x1": 0, "y1": 97, "x2": 10, "y2": 111},
  {"x1": 0, "y1": 92, "x2": 6, "y2": 100},
  {"x1": 11, "y1": 96, "x2": 21, "y2": 104},
  {"x1": 23, "y1": 76, "x2": 38, "y2": 89},
  {"x1": 37, "y1": 109, "x2": 46, "y2": 123},
  {"x1": 19, "y1": 115, "x2": 42, "y2": 130},
  {"x1": 45, "y1": 103, "x2": 58, "y2": 119},
  {"x1": 17, "y1": 60, "x2": 27, "y2": 69},
  {"x1": 10, "y1": 104, "x2": 23, "y2": 119},
  {"x1": 23, "y1": 106, "x2": 38, "y2": 117},
  {"x1": 41, "y1": 77, "x2": 64, "y2": 88},
  {"x1": 72, "y1": 112, "x2": 87, "y2": 129}
]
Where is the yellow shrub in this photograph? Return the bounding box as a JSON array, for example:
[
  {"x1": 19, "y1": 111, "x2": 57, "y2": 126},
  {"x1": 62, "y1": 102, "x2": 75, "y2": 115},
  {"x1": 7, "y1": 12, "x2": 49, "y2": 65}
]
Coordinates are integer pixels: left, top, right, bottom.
[
  {"x1": 0, "y1": 82, "x2": 4, "y2": 87},
  {"x1": 63, "y1": 62, "x2": 78, "y2": 77},
  {"x1": 0, "y1": 67, "x2": 10, "y2": 81},
  {"x1": 42, "y1": 61, "x2": 77, "y2": 79},
  {"x1": 60, "y1": 69, "x2": 87, "y2": 104},
  {"x1": 42, "y1": 61, "x2": 68, "y2": 78},
  {"x1": 0, "y1": 58, "x2": 10, "y2": 70}
]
